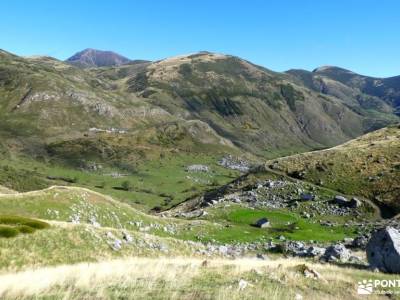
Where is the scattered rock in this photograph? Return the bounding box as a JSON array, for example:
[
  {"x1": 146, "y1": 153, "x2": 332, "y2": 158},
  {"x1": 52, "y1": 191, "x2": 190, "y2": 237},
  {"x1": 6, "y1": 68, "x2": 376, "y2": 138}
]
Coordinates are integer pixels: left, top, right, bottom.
[
  {"x1": 122, "y1": 231, "x2": 133, "y2": 243},
  {"x1": 278, "y1": 235, "x2": 286, "y2": 241},
  {"x1": 343, "y1": 237, "x2": 354, "y2": 246},
  {"x1": 307, "y1": 246, "x2": 325, "y2": 257},
  {"x1": 321, "y1": 243, "x2": 351, "y2": 262},
  {"x1": 351, "y1": 235, "x2": 369, "y2": 249},
  {"x1": 186, "y1": 164, "x2": 210, "y2": 172},
  {"x1": 256, "y1": 253, "x2": 269, "y2": 260},
  {"x1": 238, "y1": 279, "x2": 252, "y2": 291},
  {"x1": 219, "y1": 155, "x2": 250, "y2": 172},
  {"x1": 295, "y1": 293, "x2": 303, "y2": 300},
  {"x1": 180, "y1": 210, "x2": 206, "y2": 218},
  {"x1": 218, "y1": 245, "x2": 228, "y2": 255},
  {"x1": 284, "y1": 241, "x2": 306, "y2": 256},
  {"x1": 89, "y1": 216, "x2": 101, "y2": 227}
]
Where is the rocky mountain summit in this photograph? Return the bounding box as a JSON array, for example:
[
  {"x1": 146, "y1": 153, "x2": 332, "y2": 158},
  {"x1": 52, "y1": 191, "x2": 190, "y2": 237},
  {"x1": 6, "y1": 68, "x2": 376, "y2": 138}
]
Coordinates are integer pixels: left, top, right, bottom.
[{"x1": 66, "y1": 48, "x2": 132, "y2": 68}]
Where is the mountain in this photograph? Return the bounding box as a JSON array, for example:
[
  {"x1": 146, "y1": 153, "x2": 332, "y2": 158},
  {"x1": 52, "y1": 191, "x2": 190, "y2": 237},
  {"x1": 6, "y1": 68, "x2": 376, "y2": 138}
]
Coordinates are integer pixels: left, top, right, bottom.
[
  {"x1": 65, "y1": 48, "x2": 132, "y2": 68},
  {"x1": 1, "y1": 48, "x2": 400, "y2": 298},
  {"x1": 287, "y1": 66, "x2": 400, "y2": 116},
  {"x1": 0, "y1": 49, "x2": 238, "y2": 170},
  {"x1": 96, "y1": 51, "x2": 399, "y2": 157},
  {"x1": 1, "y1": 49, "x2": 399, "y2": 163}
]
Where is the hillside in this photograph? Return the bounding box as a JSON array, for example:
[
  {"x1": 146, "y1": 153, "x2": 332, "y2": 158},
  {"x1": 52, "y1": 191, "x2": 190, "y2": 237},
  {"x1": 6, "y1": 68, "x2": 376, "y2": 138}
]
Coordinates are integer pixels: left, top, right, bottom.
[
  {"x1": 0, "y1": 184, "x2": 398, "y2": 299},
  {"x1": 0, "y1": 49, "x2": 243, "y2": 211},
  {"x1": 267, "y1": 125, "x2": 400, "y2": 214},
  {"x1": 287, "y1": 66, "x2": 400, "y2": 116},
  {"x1": 1, "y1": 48, "x2": 400, "y2": 214},
  {"x1": 1, "y1": 49, "x2": 399, "y2": 162},
  {"x1": 102, "y1": 51, "x2": 399, "y2": 157}
]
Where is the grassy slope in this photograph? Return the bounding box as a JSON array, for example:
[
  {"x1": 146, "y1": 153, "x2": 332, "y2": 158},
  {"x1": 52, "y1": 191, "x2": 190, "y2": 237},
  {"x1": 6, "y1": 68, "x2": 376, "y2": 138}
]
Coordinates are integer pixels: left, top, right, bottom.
[
  {"x1": 0, "y1": 257, "x2": 399, "y2": 300},
  {"x1": 0, "y1": 185, "x2": 395, "y2": 299},
  {"x1": 268, "y1": 125, "x2": 400, "y2": 212},
  {"x1": 0, "y1": 186, "x2": 206, "y2": 270},
  {"x1": 0, "y1": 223, "x2": 199, "y2": 271},
  {"x1": 0, "y1": 149, "x2": 241, "y2": 211},
  {"x1": 0, "y1": 185, "x2": 359, "y2": 245},
  {"x1": 180, "y1": 168, "x2": 379, "y2": 243},
  {"x1": 0, "y1": 186, "x2": 178, "y2": 230}
]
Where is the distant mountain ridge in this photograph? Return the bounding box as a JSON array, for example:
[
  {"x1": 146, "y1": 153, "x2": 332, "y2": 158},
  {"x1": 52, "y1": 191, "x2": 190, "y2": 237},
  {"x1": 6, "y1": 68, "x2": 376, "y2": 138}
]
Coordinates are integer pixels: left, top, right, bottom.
[
  {"x1": 287, "y1": 66, "x2": 400, "y2": 116},
  {"x1": 0, "y1": 48, "x2": 399, "y2": 161},
  {"x1": 95, "y1": 51, "x2": 399, "y2": 155},
  {"x1": 65, "y1": 48, "x2": 132, "y2": 68}
]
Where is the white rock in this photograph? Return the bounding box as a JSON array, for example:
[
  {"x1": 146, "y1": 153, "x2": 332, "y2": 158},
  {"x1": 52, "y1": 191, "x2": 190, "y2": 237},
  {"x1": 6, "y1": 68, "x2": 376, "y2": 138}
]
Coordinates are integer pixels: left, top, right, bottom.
[{"x1": 238, "y1": 279, "x2": 249, "y2": 291}]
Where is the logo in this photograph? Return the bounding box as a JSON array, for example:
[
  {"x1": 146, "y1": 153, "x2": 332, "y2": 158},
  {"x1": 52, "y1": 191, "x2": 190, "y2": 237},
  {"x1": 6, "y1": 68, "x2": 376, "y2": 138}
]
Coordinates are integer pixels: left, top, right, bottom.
[
  {"x1": 358, "y1": 280, "x2": 373, "y2": 295},
  {"x1": 357, "y1": 279, "x2": 400, "y2": 295}
]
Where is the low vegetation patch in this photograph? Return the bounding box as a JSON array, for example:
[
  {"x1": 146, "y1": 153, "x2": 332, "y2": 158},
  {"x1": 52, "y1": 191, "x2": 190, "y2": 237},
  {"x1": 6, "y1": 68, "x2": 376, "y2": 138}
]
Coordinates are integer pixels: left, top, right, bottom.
[
  {"x1": 0, "y1": 215, "x2": 49, "y2": 238},
  {"x1": 199, "y1": 207, "x2": 356, "y2": 243}
]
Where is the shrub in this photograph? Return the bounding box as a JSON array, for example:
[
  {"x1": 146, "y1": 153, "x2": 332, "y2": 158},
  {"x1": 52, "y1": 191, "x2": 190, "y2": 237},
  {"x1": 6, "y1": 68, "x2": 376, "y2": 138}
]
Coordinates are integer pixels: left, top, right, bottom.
[
  {"x1": 210, "y1": 179, "x2": 220, "y2": 186},
  {"x1": 0, "y1": 225, "x2": 19, "y2": 238},
  {"x1": 24, "y1": 220, "x2": 50, "y2": 230},
  {"x1": 96, "y1": 181, "x2": 107, "y2": 189},
  {"x1": 121, "y1": 180, "x2": 133, "y2": 191},
  {"x1": 17, "y1": 225, "x2": 35, "y2": 234},
  {"x1": 178, "y1": 63, "x2": 192, "y2": 76}
]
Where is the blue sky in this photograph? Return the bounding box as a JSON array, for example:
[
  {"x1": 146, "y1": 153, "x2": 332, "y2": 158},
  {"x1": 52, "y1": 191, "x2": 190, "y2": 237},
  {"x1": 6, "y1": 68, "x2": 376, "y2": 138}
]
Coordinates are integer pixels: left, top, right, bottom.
[{"x1": 1, "y1": 0, "x2": 399, "y2": 77}]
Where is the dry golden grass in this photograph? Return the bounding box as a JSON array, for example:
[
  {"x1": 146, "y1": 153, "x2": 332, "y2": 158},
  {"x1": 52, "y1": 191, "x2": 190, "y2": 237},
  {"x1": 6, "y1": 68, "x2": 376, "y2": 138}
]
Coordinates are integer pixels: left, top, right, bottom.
[{"x1": 0, "y1": 257, "x2": 397, "y2": 300}]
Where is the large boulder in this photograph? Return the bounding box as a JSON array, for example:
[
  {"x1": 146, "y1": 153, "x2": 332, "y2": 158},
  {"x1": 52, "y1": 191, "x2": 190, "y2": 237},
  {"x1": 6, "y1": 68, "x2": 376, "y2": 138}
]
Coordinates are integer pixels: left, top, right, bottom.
[{"x1": 366, "y1": 227, "x2": 400, "y2": 273}]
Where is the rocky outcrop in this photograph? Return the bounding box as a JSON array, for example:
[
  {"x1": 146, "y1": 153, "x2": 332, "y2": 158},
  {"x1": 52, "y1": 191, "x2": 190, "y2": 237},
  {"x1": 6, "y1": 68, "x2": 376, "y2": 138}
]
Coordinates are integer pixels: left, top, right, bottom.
[
  {"x1": 321, "y1": 244, "x2": 351, "y2": 262},
  {"x1": 186, "y1": 165, "x2": 210, "y2": 172}
]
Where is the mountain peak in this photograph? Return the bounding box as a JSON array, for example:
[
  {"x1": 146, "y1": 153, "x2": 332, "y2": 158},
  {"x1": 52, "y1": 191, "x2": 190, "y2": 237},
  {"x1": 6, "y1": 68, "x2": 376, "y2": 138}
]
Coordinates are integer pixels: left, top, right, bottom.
[
  {"x1": 66, "y1": 48, "x2": 131, "y2": 68},
  {"x1": 313, "y1": 65, "x2": 355, "y2": 74}
]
